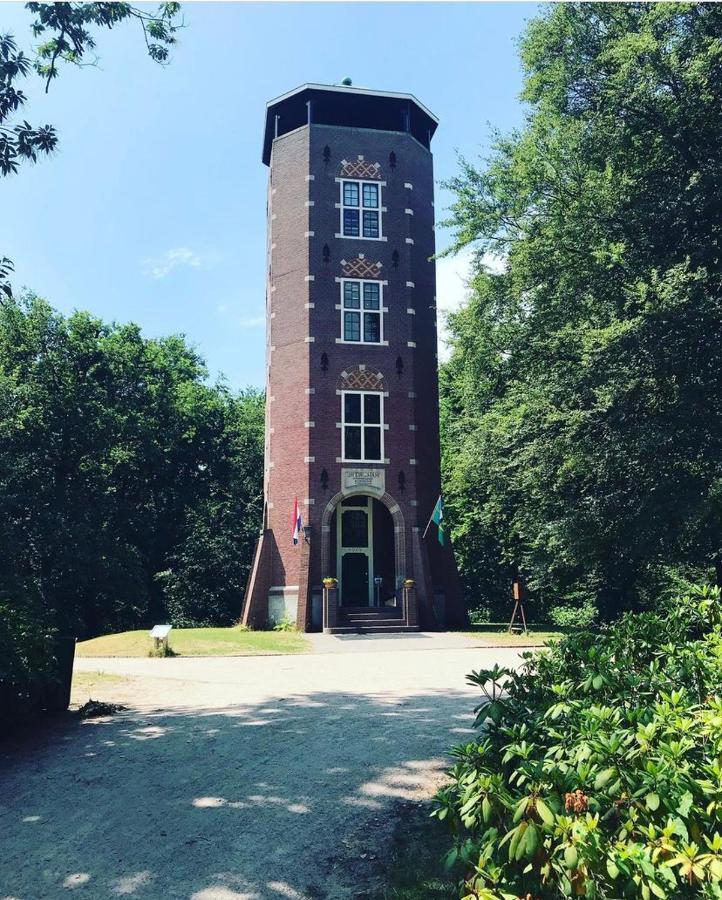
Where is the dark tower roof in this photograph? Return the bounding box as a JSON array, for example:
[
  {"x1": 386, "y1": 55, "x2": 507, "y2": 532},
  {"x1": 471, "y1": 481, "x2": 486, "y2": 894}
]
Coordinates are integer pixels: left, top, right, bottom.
[{"x1": 262, "y1": 83, "x2": 439, "y2": 165}]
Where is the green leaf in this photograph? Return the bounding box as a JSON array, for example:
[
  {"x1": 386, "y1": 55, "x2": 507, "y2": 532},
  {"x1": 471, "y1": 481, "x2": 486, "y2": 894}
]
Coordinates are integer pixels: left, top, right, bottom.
[
  {"x1": 564, "y1": 845, "x2": 579, "y2": 870},
  {"x1": 525, "y1": 822, "x2": 539, "y2": 857},
  {"x1": 595, "y1": 767, "x2": 616, "y2": 789},
  {"x1": 498, "y1": 827, "x2": 516, "y2": 849},
  {"x1": 482, "y1": 795, "x2": 492, "y2": 824},
  {"x1": 513, "y1": 796, "x2": 528, "y2": 823},
  {"x1": 536, "y1": 798, "x2": 555, "y2": 826},
  {"x1": 645, "y1": 793, "x2": 660, "y2": 811},
  {"x1": 515, "y1": 822, "x2": 529, "y2": 861},
  {"x1": 678, "y1": 792, "x2": 693, "y2": 818}
]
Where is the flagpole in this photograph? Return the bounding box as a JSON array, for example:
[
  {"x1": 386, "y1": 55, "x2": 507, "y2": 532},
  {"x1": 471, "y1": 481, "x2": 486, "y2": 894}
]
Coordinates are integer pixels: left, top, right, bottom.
[{"x1": 421, "y1": 495, "x2": 441, "y2": 540}]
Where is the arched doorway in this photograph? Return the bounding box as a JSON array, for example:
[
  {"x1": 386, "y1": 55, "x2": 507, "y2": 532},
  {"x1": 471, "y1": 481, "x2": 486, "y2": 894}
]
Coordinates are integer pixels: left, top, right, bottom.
[{"x1": 326, "y1": 494, "x2": 399, "y2": 607}]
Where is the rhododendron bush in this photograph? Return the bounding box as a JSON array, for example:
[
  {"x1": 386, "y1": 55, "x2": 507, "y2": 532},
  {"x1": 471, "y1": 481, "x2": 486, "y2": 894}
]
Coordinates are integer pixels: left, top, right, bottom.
[{"x1": 434, "y1": 587, "x2": 722, "y2": 899}]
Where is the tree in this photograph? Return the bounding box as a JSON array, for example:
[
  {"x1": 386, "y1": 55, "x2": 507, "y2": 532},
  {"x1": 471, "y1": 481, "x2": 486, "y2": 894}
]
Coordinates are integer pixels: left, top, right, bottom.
[
  {"x1": 0, "y1": 294, "x2": 264, "y2": 638},
  {"x1": 440, "y1": 3, "x2": 722, "y2": 618},
  {"x1": 158, "y1": 392, "x2": 265, "y2": 627},
  {"x1": 1, "y1": 2, "x2": 181, "y2": 296}
]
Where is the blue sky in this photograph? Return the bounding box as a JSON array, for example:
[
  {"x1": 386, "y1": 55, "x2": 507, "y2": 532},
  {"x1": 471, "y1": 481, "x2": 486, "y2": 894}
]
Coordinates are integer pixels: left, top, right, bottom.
[{"x1": 1, "y1": 2, "x2": 535, "y2": 391}]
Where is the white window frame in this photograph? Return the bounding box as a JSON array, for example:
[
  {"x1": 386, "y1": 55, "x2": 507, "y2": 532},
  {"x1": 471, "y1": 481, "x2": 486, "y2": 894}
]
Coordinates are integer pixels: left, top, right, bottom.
[
  {"x1": 339, "y1": 179, "x2": 384, "y2": 240},
  {"x1": 339, "y1": 278, "x2": 384, "y2": 345},
  {"x1": 341, "y1": 390, "x2": 384, "y2": 463}
]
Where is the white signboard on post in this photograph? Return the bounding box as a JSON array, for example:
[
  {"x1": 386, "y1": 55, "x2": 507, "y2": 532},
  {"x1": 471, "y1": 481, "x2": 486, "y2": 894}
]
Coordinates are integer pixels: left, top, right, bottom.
[{"x1": 149, "y1": 624, "x2": 172, "y2": 640}]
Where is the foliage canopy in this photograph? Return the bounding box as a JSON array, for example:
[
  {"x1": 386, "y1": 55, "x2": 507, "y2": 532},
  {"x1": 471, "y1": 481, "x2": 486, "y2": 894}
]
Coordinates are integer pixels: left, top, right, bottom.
[
  {"x1": 440, "y1": 3, "x2": 722, "y2": 617},
  {"x1": 0, "y1": 296, "x2": 264, "y2": 722}
]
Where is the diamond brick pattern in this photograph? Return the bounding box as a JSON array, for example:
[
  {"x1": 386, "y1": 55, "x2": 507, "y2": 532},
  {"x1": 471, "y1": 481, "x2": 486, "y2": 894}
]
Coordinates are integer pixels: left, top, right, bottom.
[
  {"x1": 341, "y1": 160, "x2": 382, "y2": 180},
  {"x1": 341, "y1": 257, "x2": 383, "y2": 279},
  {"x1": 337, "y1": 367, "x2": 387, "y2": 392}
]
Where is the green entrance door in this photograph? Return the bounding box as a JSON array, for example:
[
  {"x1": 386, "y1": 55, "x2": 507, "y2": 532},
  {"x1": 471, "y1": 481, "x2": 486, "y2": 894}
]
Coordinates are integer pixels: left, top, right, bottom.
[
  {"x1": 341, "y1": 553, "x2": 369, "y2": 606},
  {"x1": 338, "y1": 496, "x2": 373, "y2": 606}
]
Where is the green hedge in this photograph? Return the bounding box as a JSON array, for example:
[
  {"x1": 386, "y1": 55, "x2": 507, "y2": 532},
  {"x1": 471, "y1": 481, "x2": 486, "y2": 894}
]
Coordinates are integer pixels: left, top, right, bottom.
[{"x1": 434, "y1": 586, "x2": 722, "y2": 898}]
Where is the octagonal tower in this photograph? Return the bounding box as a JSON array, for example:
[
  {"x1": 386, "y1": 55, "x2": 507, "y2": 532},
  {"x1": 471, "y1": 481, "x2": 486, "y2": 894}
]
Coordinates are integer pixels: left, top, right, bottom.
[{"x1": 242, "y1": 82, "x2": 465, "y2": 633}]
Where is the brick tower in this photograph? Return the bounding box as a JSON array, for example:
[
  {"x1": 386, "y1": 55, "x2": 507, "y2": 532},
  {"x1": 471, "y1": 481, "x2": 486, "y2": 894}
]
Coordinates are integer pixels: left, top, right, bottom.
[{"x1": 242, "y1": 82, "x2": 466, "y2": 633}]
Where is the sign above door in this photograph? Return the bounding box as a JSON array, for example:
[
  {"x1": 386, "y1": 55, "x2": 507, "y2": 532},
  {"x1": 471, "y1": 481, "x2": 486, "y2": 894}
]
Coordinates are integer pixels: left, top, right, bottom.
[{"x1": 341, "y1": 468, "x2": 385, "y2": 496}]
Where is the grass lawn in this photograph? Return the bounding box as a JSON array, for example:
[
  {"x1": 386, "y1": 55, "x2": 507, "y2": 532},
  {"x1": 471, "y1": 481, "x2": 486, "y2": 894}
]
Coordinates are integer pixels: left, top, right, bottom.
[
  {"x1": 462, "y1": 625, "x2": 562, "y2": 646},
  {"x1": 72, "y1": 670, "x2": 129, "y2": 690},
  {"x1": 76, "y1": 627, "x2": 310, "y2": 658},
  {"x1": 71, "y1": 670, "x2": 132, "y2": 706}
]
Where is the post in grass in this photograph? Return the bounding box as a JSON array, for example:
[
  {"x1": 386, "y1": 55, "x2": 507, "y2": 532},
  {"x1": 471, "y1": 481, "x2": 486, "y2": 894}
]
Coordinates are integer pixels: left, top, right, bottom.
[{"x1": 508, "y1": 573, "x2": 528, "y2": 635}]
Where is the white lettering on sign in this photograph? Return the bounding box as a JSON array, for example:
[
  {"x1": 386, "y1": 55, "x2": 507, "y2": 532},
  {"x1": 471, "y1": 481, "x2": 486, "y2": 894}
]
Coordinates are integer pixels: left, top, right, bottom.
[{"x1": 341, "y1": 468, "x2": 385, "y2": 495}]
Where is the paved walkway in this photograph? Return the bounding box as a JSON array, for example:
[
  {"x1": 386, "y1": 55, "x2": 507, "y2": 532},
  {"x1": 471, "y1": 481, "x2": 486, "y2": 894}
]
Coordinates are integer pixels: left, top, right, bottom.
[
  {"x1": 1, "y1": 642, "x2": 526, "y2": 900},
  {"x1": 305, "y1": 630, "x2": 508, "y2": 653}
]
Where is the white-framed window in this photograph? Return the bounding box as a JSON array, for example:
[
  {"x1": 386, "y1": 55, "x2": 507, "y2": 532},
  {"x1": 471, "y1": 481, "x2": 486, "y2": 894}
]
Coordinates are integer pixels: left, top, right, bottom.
[
  {"x1": 340, "y1": 279, "x2": 382, "y2": 344},
  {"x1": 340, "y1": 179, "x2": 382, "y2": 239},
  {"x1": 341, "y1": 391, "x2": 384, "y2": 462}
]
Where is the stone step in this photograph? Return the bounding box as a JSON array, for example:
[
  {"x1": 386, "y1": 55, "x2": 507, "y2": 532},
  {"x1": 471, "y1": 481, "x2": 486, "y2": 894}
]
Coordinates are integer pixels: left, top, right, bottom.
[
  {"x1": 325, "y1": 625, "x2": 420, "y2": 635},
  {"x1": 339, "y1": 613, "x2": 403, "y2": 622},
  {"x1": 344, "y1": 612, "x2": 403, "y2": 621},
  {"x1": 341, "y1": 606, "x2": 402, "y2": 615}
]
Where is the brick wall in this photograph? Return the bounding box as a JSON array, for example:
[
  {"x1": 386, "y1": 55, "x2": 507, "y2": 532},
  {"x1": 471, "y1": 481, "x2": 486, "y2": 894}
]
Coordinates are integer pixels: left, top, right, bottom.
[
  {"x1": 244, "y1": 106, "x2": 464, "y2": 629},
  {"x1": 265, "y1": 126, "x2": 311, "y2": 593}
]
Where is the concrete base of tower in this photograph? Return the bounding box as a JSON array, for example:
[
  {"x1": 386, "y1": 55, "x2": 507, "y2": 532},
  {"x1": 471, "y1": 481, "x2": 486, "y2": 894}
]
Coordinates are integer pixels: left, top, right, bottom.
[
  {"x1": 240, "y1": 530, "x2": 272, "y2": 628},
  {"x1": 412, "y1": 530, "x2": 469, "y2": 630},
  {"x1": 438, "y1": 542, "x2": 470, "y2": 628},
  {"x1": 241, "y1": 528, "x2": 314, "y2": 630}
]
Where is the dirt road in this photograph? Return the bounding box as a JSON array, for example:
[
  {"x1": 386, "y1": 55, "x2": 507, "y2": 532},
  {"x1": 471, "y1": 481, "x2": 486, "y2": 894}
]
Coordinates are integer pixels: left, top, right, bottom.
[{"x1": 1, "y1": 639, "x2": 526, "y2": 899}]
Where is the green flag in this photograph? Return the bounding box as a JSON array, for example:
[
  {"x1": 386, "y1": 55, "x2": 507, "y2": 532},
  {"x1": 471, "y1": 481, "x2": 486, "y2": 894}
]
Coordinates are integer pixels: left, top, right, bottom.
[{"x1": 431, "y1": 496, "x2": 446, "y2": 546}]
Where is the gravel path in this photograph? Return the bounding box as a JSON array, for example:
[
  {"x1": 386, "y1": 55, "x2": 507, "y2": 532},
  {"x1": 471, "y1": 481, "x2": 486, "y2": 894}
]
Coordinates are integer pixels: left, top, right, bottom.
[{"x1": 1, "y1": 641, "x2": 526, "y2": 900}]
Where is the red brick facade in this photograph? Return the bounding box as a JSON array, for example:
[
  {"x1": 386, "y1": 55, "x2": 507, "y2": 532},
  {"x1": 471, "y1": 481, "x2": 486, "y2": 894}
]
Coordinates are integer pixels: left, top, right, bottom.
[{"x1": 242, "y1": 84, "x2": 466, "y2": 632}]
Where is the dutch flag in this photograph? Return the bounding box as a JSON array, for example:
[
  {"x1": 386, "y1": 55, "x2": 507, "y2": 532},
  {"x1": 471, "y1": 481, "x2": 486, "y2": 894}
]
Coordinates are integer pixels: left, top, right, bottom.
[{"x1": 292, "y1": 496, "x2": 303, "y2": 545}]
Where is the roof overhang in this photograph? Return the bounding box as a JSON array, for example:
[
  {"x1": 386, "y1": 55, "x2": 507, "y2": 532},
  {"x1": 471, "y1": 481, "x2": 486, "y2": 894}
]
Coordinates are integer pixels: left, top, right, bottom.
[{"x1": 262, "y1": 83, "x2": 439, "y2": 166}]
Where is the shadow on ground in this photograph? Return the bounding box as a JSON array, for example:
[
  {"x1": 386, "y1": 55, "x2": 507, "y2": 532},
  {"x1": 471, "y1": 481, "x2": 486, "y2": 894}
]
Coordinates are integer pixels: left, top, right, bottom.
[{"x1": 1, "y1": 689, "x2": 473, "y2": 899}]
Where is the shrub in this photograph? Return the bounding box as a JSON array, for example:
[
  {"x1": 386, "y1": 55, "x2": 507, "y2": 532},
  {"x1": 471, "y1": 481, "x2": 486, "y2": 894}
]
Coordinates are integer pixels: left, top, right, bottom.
[
  {"x1": 0, "y1": 588, "x2": 59, "y2": 728},
  {"x1": 273, "y1": 618, "x2": 297, "y2": 633},
  {"x1": 468, "y1": 605, "x2": 493, "y2": 626},
  {"x1": 147, "y1": 642, "x2": 176, "y2": 658},
  {"x1": 434, "y1": 585, "x2": 722, "y2": 898},
  {"x1": 548, "y1": 599, "x2": 598, "y2": 630}
]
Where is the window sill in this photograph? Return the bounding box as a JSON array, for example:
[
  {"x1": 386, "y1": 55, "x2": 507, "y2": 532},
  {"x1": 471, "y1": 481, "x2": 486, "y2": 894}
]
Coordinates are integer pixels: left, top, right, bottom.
[
  {"x1": 335, "y1": 234, "x2": 388, "y2": 242},
  {"x1": 335, "y1": 339, "x2": 388, "y2": 346}
]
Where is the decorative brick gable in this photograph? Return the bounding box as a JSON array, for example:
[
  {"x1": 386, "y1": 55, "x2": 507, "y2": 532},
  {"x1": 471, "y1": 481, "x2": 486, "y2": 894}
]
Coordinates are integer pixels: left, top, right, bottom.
[
  {"x1": 340, "y1": 158, "x2": 382, "y2": 180},
  {"x1": 337, "y1": 366, "x2": 387, "y2": 392},
  {"x1": 340, "y1": 255, "x2": 383, "y2": 279}
]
